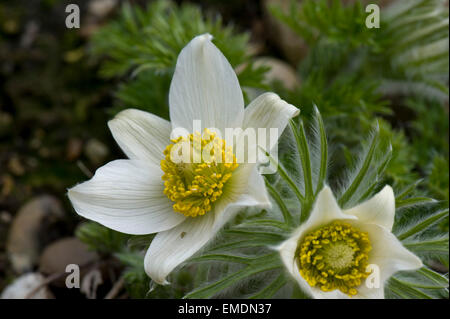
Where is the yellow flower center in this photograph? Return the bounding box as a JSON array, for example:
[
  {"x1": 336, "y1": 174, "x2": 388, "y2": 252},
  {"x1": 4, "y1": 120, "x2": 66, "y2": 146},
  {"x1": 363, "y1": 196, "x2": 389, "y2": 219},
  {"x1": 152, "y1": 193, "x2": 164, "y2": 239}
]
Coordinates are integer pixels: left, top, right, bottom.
[
  {"x1": 297, "y1": 221, "x2": 372, "y2": 296},
  {"x1": 161, "y1": 129, "x2": 238, "y2": 218}
]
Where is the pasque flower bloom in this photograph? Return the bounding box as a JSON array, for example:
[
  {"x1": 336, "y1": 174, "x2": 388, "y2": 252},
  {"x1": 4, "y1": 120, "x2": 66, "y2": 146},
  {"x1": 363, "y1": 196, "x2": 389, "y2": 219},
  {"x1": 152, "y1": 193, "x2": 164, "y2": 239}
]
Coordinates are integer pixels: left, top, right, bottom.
[
  {"x1": 277, "y1": 185, "x2": 422, "y2": 298},
  {"x1": 68, "y1": 34, "x2": 299, "y2": 284}
]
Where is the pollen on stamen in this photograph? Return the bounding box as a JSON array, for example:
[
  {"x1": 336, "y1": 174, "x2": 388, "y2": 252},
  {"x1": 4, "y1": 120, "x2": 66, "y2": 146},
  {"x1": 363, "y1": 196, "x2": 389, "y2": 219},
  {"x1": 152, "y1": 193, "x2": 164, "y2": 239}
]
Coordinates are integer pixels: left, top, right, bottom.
[
  {"x1": 297, "y1": 221, "x2": 372, "y2": 297},
  {"x1": 160, "y1": 129, "x2": 238, "y2": 218}
]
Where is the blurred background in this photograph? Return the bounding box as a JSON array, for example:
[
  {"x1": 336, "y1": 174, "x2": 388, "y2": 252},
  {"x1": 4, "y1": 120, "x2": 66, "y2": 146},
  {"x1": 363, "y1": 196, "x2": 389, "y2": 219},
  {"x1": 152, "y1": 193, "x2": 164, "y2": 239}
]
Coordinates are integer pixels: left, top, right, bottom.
[{"x1": 0, "y1": 0, "x2": 448, "y2": 298}]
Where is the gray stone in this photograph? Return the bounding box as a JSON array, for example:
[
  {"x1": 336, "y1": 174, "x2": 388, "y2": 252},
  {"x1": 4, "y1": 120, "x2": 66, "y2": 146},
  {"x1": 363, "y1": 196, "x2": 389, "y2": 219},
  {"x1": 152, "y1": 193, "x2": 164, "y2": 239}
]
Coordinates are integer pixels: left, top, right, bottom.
[
  {"x1": 39, "y1": 237, "x2": 98, "y2": 287},
  {"x1": 1, "y1": 273, "x2": 53, "y2": 299},
  {"x1": 84, "y1": 138, "x2": 109, "y2": 166},
  {"x1": 7, "y1": 196, "x2": 65, "y2": 273},
  {"x1": 263, "y1": 0, "x2": 309, "y2": 66},
  {"x1": 254, "y1": 57, "x2": 301, "y2": 90}
]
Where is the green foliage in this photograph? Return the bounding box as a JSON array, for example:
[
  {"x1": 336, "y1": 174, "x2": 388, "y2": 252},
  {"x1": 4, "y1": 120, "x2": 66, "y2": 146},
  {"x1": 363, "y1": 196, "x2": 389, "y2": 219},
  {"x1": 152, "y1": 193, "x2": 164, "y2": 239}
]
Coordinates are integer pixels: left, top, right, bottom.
[
  {"x1": 115, "y1": 252, "x2": 151, "y2": 298},
  {"x1": 112, "y1": 70, "x2": 171, "y2": 118},
  {"x1": 394, "y1": 200, "x2": 449, "y2": 267},
  {"x1": 116, "y1": 250, "x2": 196, "y2": 298},
  {"x1": 270, "y1": 0, "x2": 449, "y2": 103},
  {"x1": 92, "y1": 1, "x2": 247, "y2": 77},
  {"x1": 270, "y1": 0, "x2": 449, "y2": 193},
  {"x1": 405, "y1": 97, "x2": 450, "y2": 200},
  {"x1": 381, "y1": 0, "x2": 449, "y2": 101},
  {"x1": 270, "y1": 0, "x2": 379, "y2": 47},
  {"x1": 76, "y1": 222, "x2": 129, "y2": 255},
  {"x1": 91, "y1": 0, "x2": 269, "y2": 118},
  {"x1": 427, "y1": 155, "x2": 449, "y2": 201},
  {"x1": 386, "y1": 267, "x2": 449, "y2": 299}
]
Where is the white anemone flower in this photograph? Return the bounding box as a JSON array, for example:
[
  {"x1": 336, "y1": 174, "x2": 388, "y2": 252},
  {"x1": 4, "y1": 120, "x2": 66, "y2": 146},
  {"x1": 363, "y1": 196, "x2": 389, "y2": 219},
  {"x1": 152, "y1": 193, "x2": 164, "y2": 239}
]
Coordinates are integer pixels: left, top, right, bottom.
[
  {"x1": 277, "y1": 185, "x2": 423, "y2": 299},
  {"x1": 68, "y1": 34, "x2": 299, "y2": 285}
]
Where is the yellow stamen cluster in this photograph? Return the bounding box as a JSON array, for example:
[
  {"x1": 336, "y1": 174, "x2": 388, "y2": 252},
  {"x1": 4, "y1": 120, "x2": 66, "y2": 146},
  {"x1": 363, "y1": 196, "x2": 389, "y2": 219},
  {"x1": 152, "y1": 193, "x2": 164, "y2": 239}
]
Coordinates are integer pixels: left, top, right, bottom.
[
  {"x1": 297, "y1": 221, "x2": 372, "y2": 296},
  {"x1": 161, "y1": 129, "x2": 238, "y2": 218}
]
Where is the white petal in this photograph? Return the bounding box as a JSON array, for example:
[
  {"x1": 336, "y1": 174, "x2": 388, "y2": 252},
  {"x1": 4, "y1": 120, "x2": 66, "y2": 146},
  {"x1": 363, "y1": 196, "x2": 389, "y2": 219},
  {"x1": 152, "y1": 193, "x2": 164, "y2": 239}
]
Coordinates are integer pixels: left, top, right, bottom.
[
  {"x1": 68, "y1": 160, "x2": 185, "y2": 235},
  {"x1": 108, "y1": 108, "x2": 171, "y2": 164},
  {"x1": 353, "y1": 222, "x2": 423, "y2": 297},
  {"x1": 242, "y1": 92, "x2": 299, "y2": 151},
  {"x1": 169, "y1": 34, "x2": 244, "y2": 133},
  {"x1": 353, "y1": 283, "x2": 384, "y2": 299},
  {"x1": 344, "y1": 185, "x2": 396, "y2": 231},
  {"x1": 311, "y1": 289, "x2": 348, "y2": 299},
  {"x1": 215, "y1": 164, "x2": 270, "y2": 211},
  {"x1": 144, "y1": 212, "x2": 215, "y2": 284},
  {"x1": 305, "y1": 186, "x2": 356, "y2": 230},
  {"x1": 144, "y1": 165, "x2": 270, "y2": 284},
  {"x1": 214, "y1": 164, "x2": 271, "y2": 231},
  {"x1": 240, "y1": 166, "x2": 271, "y2": 209},
  {"x1": 277, "y1": 229, "x2": 313, "y2": 297}
]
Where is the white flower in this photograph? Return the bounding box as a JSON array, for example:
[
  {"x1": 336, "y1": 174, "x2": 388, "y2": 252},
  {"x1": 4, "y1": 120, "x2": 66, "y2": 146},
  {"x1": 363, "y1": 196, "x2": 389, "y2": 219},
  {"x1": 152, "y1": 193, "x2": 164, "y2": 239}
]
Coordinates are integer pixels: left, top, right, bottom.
[
  {"x1": 277, "y1": 185, "x2": 423, "y2": 299},
  {"x1": 68, "y1": 34, "x2": 299, "y2": 284}
]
